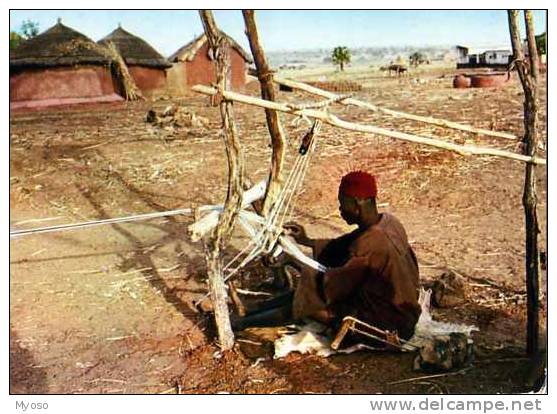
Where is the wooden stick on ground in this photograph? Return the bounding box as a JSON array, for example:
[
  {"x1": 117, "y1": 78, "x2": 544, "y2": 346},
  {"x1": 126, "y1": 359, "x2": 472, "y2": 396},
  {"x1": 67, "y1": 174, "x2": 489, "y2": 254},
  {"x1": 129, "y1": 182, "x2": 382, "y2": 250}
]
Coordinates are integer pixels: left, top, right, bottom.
[
  {"x1": 508, "y1": 9, "x2": 541, "y2": 356},
  {"x1": 274, "y1": 77, "x2": 517, "y2": 140},
  {"x1": 199, "y1": 10, "x2": 245, "y2": 351},
  {"x1": 242, "y1": 10, "x2": 287, "y2": 217},
  {"x1": 191, "y1": 84, "x2": 546, "y2": 165},
  {"x1": 387, "y1": 368, "x2": 473, "y2": 385}
]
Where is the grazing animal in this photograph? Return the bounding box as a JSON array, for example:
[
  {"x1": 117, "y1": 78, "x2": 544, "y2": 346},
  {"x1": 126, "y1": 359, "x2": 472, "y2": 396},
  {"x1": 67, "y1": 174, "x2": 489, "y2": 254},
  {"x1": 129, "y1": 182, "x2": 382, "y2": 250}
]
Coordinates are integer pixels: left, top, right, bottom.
[{"x1": 388, "y1": 64, "x2": 408, "y2": 77}]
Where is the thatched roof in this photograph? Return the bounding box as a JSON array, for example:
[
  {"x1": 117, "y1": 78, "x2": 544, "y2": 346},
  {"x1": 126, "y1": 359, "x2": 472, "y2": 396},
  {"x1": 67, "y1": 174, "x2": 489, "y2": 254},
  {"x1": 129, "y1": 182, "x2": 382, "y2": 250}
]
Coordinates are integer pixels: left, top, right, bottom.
[
  {"x1": 99, "y1": 26, "x2": 171, "y2": 69},
  {"x1": 10, "y1": 21, "x2": 111, "y2": 69},
  {"x1": 169, "y1": 32, "x2": 253, "y2": 64}
]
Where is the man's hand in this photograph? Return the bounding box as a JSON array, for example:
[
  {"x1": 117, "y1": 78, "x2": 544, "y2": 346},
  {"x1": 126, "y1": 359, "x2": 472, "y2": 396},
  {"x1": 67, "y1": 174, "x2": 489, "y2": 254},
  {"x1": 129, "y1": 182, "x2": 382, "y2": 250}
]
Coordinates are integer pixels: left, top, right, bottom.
[{"x1": 284, "y1": 222, "x2": 313, "y2": 247}]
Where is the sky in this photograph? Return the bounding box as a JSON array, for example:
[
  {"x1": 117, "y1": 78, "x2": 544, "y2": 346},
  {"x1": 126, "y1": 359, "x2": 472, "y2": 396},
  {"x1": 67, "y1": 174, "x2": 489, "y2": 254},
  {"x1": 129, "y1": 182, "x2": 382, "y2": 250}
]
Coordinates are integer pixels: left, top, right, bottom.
[{"x1": 9, "y1": 10, "x2": 547, "y2": 56}]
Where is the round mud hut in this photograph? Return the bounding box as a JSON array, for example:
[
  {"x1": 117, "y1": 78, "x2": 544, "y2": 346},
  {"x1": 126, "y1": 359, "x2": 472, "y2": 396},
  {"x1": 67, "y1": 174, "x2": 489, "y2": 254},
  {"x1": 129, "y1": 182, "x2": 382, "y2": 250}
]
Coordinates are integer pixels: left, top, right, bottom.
[
  {"x1": 98, "y1": 26, "x2": 172, "y2": 96},
  {"x1": 10, "y1": 20, "x2": 123, "y2": 110},
  {"x1": 167, "y1": 32, "x2": 253, "y2": 95}
]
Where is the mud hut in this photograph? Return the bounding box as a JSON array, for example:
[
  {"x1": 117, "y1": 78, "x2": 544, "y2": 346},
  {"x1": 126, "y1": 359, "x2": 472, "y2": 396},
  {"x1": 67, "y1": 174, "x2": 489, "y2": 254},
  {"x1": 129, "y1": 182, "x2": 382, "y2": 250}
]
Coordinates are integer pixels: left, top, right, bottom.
[
  {"x1": 98, "y1": 26, "x2": 172, "y2": 96},
  {"x1": 10, "y1": 19, "x2": 123, "y2": 110},
  {"x1": 167, "y1": 32, "x2": 253, "y2": 94}
]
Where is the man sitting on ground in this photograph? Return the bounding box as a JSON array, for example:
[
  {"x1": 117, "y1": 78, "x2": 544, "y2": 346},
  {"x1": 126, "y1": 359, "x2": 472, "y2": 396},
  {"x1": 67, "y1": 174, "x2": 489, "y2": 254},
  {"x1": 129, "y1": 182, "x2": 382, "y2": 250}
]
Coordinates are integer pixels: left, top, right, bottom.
[{"x1": 232, "y1": 171, "x2": 421, "y2": 343}]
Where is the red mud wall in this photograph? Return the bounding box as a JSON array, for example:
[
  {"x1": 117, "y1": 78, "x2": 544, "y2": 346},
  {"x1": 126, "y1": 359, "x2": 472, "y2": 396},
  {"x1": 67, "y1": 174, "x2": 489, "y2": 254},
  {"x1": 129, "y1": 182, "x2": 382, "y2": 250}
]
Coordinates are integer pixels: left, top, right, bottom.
[
  {"x1": 10, "y1": 65, "x2": 117, "y2": 102},
  {"x1": 165, "y1": 62, "x2": 188, "y2": 96},
  {"x1": 229, "y1": 45, "x2": 247, "y2": 90},
  {"x1": 185, "y1": 42, "x2": 247, "y2": 91},
  {"x1": 128, "y1": 65, "x2": 167, "y2": 93}
]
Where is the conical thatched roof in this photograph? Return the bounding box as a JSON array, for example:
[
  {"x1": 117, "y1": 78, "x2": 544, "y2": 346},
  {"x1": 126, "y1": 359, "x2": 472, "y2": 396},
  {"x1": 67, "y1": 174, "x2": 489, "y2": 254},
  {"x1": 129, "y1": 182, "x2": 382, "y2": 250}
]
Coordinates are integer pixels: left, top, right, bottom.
[
  {"x1": 10, "y1": 21, "x2": 111, "y2": 69},
  {"x1": 99, "y1": 26, "x2": 171, "y2": 68},
  {"x1": 169, "y1": 32, "x2": 253, "y2": 64}
]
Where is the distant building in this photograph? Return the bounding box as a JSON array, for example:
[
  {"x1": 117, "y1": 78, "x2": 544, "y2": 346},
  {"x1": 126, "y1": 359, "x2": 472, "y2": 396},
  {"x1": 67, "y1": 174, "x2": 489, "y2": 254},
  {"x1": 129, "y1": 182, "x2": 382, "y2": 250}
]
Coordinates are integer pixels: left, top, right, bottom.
[
  {"x1": 98, "y1": 25, "x2": 172, "y2": 96},
  {"x1": 10, "y1": 20, "x2": 123, "y2": 109},
  {"x1": 442, "y1": 51, "x2": 457, "y2": 63},
  {"x1": 483, "y1": 50, "x2": 513, "y2": 65},
  {"x1": 278, "y1": 63, "x2": 307, "y2": 70},
  {"x1": 455, "y1": 45, "x2": 512, "y2": 69},
  {"x1": 166, "y1": 32, "x2": 253, "y2": 95}
]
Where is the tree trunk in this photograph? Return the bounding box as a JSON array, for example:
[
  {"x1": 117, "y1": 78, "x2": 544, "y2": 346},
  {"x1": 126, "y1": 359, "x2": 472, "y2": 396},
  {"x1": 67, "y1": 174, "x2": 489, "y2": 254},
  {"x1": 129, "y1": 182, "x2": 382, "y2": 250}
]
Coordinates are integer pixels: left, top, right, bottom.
[
  {"x1": 508, "y1": 9, "x2": 541, "y2": 356},
  {"x1": 104, "y1": 41, "x2": 143, "y2": 101},
  {"x1": 525, "y1": 11, "x2": 540, "y2": 80},
  {"x1": 340, "y1": 62, "x2": 344, "y2": 71},
  {"x1": 242, "y1": 10, "x2": 287, "y2": 217},
  {"x1": 199, "y1": 10, "x2": 245, "y2": 351}
]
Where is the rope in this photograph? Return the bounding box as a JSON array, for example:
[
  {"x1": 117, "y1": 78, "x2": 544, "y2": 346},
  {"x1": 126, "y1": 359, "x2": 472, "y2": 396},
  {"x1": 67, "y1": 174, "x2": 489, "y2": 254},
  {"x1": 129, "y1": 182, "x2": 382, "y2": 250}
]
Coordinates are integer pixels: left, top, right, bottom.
[
  {"x1": 241, "y1": 123, "x2": 319, "y2": 258},
  {"x1": 193, "y1": 198, "x2": 331, "y2": 308},
  {"x1": 195, "y1": 115, "x2": 326, "y2": 307},
  {"x1": 221, "y1": 118, "x2": 322, "y2": 273},
  {"x1": 258, "y1": 119, "x2": 322, "y2": 252},
  {"x1": 194, "y1": 215, "x2": 265, "y2": 307},
  {"x1": 277, "y1": 120, "x2": 322, "y2": 230}
]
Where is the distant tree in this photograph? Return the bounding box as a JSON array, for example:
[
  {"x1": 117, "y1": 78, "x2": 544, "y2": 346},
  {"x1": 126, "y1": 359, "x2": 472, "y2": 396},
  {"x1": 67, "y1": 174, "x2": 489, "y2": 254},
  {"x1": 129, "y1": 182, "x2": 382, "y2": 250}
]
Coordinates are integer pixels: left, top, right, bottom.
[
  {"x1": 409, "y1": 51, "x2": 428, "y2": 67},
  {"x1": 535, "y1": 32, "x2": 546, "y2": 55},
  {"x1": 331, "y1": 46, "x2": 351, "y2": 71},
  {"x1": 10, "y1": 20, "x2": 39, "y2": 50},
  {"x1": 10, "y1": 31, "x2": 22, "y2": 50},
  {"x1": 20, "y1": 19, "x2": 40, "y2": 39}
]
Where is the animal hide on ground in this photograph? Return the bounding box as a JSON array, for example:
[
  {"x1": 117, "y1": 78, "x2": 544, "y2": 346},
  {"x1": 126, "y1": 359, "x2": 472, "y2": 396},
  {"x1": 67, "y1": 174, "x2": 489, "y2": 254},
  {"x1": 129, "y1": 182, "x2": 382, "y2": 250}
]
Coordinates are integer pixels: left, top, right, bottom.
[
  {"x1": 273, "y1": 321, "x2": 377, "y2": 358},
  {"x1": 273, "y1": 288, "x2": 478, "y2": 359}
]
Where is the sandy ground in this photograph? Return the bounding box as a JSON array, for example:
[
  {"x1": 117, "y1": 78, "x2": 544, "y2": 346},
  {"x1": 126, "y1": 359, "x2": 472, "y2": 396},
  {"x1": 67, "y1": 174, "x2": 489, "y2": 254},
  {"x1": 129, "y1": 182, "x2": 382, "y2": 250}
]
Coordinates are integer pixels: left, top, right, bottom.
[{"x1": 10, "y1": 65, "x2": 547, "y2": 394}]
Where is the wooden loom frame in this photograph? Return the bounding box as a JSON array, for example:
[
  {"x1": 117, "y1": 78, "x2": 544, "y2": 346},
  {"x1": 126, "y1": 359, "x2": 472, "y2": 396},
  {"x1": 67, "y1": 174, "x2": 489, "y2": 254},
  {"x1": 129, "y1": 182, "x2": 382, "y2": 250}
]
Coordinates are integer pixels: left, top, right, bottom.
[{"x1": 197, "y1": 10, "x2": 544, "y2": 355}]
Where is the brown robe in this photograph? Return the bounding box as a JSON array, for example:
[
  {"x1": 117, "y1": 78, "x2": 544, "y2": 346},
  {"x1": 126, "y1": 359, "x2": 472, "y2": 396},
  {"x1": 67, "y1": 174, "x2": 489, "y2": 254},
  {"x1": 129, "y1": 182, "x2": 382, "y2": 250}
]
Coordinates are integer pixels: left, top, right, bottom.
[{"x1": 293, "y1": 213, "x2": 421, "y2": 340}]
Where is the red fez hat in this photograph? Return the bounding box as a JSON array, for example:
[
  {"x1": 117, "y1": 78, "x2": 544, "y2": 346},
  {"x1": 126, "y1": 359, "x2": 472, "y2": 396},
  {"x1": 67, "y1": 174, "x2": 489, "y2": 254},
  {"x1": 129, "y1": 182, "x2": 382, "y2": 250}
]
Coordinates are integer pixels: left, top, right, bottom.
[{"x1": 339, "y1": 171, "x2": 378, "y2": 199}]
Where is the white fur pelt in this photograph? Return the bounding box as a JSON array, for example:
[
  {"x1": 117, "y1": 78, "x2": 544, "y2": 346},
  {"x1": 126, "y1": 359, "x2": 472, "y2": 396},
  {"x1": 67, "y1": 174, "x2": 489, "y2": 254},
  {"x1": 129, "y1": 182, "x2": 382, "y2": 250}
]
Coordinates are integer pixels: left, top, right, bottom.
[
  {"x1": 273, "y1": 288, "x2": 478, "y2": 358},
  {"x1": 273, "y1": 321, "x2": 378, "y2": 359},
  {"x1": 402, "y1": 288, "x2": 478, "y2": 350}
]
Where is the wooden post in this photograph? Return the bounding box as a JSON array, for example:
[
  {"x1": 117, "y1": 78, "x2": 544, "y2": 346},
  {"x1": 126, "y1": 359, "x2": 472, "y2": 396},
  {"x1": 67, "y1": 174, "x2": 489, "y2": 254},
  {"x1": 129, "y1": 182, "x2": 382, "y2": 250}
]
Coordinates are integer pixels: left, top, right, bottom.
[
  {"x1": 508, "y1": 10, "x2": 541, "y2": 356},
  {"x1": 242, "y1": 10, "x2": 287, "y2": 217},
  {"x1": 199, "y1": 10, "x2": 245, "y2": 351}
]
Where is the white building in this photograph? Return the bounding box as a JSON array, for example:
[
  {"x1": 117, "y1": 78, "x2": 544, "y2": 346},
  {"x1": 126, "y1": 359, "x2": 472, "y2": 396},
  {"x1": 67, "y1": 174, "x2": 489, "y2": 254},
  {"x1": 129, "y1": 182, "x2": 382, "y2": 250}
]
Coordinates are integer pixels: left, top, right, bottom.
[
  {"x1": 483, "y1": 50, "x2": 513, "y2": 65},
  {"x1": 455, "y1": 45, "x2": 512, "y2": 68}
]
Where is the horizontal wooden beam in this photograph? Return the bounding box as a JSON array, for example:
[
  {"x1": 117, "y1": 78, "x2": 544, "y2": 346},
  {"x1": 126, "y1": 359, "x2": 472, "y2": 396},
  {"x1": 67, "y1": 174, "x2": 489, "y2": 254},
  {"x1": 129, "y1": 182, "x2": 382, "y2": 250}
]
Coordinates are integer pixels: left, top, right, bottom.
[
  {"x1": 192, "y1": 84, "x2": 546, "y2": 165},
  {"x1": 274, "y1": 77, "x2": 518, "y2": 141}
]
